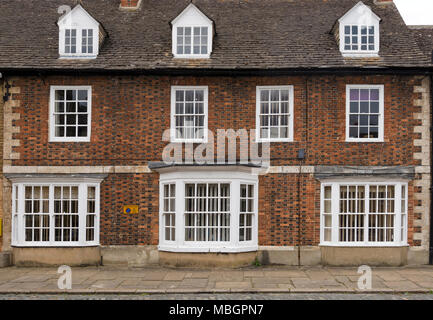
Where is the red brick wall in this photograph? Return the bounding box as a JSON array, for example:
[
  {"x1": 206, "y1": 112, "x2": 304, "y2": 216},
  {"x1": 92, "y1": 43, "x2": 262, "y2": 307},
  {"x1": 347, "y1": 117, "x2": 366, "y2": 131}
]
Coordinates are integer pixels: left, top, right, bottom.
[
  {"x1": 11, "y1": 74, "x2": 420, "y2": 167},
  {"x1": 258, "y1": 174, "x2": 320, "y2": 246},
  {"x1": 100, "y1": 173, "x2": 159, "y2": 245},
  {"x1": 98, "y1": 173, "x2": 415, "y2": 247},
  {"x1": 8, "y1": 74, "x2": 421, "y2": 246},
  {"x1": 120, "y1": 0, "x2": 140, "y2": 8}
]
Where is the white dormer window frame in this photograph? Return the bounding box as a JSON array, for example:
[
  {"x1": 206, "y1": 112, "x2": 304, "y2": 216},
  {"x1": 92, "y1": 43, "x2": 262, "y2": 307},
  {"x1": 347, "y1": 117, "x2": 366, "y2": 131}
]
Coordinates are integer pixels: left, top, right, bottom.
[
  {"x1": 338, "y1": 1, "x2": 381, "y2": 57},
  {"x1": 171, "y1": 3, "x2": 213, "y2": 59},
  {"x1": 57, "y1": 5, "x2": 100, "y2": 59}
]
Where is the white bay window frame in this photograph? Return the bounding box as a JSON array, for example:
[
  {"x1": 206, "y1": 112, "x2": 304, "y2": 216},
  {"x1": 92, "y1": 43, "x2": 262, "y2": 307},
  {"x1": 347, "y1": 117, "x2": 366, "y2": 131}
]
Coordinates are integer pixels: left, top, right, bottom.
[
  {"x1": 320, "y1": 179, "x2": 408, "y2": 247},
  {"x1": 11, "y1": 178, "x2": 101, "y2": 247},
  {"x1": 159, "y1": 169, "x2": 258, "y2": 253}
]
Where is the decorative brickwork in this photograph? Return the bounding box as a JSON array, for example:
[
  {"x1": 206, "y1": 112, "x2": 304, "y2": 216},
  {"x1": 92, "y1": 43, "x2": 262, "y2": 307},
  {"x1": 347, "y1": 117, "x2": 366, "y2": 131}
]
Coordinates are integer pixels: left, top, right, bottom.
[
  {"x1": 1, "y1": 74, "x2": 427, "y2": 257},
  {"x1": 10, "y1": 75, "x2": 420, "y2": 167},
  {"x1": 1, "y1": 78, "x2": 21, "y2": 251},
  {"x1": 412, "y1": 77, "x2": 431, "y2": 259}
]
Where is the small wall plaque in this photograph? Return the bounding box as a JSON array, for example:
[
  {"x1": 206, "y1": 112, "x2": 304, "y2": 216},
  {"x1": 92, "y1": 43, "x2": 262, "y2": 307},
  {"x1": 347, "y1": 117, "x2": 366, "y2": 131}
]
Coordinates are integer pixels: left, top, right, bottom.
[{"x1": 123, "y1": 205, "x2": 139, "y2": 214}]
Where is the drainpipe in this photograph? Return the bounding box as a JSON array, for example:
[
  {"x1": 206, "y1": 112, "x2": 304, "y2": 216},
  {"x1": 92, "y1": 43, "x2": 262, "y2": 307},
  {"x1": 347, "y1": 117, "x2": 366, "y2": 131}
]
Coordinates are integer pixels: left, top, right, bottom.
[
  {"x1": 297, "y1": 149, "x2": 305, "y2": 267},
  {"x1": 296, "y1": 76, "x2": 310, "y2": 266}
]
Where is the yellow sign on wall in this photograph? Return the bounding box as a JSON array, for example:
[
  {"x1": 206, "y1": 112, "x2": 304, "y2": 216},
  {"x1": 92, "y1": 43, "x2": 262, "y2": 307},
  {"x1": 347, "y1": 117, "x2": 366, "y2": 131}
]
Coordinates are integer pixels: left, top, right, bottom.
[{"x1": 123, "y1": 205, "x2": 139, "y2": 214}]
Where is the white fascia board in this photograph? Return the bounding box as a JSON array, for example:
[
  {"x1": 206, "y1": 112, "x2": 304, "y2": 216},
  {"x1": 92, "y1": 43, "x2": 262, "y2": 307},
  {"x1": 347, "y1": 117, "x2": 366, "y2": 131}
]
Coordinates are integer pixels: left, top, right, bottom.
[
  {"x1": 57, "y1": 4, "x2": 100, "y2": 27},
  {"x1": 171, "y1": 3, "x2": 212, "y2": 26},
  {"x1": 338, "y1": 1, "x2": 381, "y2": 24}
]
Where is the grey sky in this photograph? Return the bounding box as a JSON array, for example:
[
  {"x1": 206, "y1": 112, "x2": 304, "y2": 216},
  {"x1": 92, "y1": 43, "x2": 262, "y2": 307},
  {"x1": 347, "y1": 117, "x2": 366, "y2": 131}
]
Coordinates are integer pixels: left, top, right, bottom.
[{"x1": 394, "y1": 0, "x2": 433, "y2": 25}]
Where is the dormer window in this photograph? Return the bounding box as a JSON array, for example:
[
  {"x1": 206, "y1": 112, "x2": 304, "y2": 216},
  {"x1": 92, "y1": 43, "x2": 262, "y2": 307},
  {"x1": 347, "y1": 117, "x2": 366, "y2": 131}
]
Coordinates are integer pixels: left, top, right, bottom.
[
  {"x1": 65, "y1": 29, "x2": 77, "y2": 54},
  {"x1": 57, "y1": 5, "x2": 106, "y2": 59},
  {"x1": 81, "y1": 29, "x2": 94, "y2": 54},
  {"x1": 337, "y1": 1, "x2": 380, "y2": 57},
  {"x1": 343, "y1": 25, "x2": 376, "y2": 52},
  {"x1": 176, "y1": 27, "x2": 209, "y2": 55},
  {"x1": 171, "y1": 4, "x2": 213, "y2": 59}
]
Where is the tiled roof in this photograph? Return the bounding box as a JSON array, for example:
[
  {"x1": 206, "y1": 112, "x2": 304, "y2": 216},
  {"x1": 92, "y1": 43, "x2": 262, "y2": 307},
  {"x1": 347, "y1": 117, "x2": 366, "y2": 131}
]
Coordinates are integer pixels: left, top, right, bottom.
[
  {"x1": 411, "y1": 27, "x2": 433, "y2": 62},
  {"x1": 0, "y1": 0, "x2": 431, "y2": 71}
]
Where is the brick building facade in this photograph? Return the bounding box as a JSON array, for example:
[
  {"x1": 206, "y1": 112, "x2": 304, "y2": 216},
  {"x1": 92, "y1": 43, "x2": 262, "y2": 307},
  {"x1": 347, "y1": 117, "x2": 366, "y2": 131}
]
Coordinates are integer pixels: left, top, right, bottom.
[{"x1": 0, "y1": 0, "x2": 432, "y2": 266}]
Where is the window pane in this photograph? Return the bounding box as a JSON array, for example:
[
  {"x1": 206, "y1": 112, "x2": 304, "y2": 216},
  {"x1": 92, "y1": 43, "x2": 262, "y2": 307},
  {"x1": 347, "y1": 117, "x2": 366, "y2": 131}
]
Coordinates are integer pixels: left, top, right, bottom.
[
  {"x1": 259, "y1": 88, "x2": 291, "y2": 140},
  {"x1": 53, "y1": 88, "x2": 90, "y2": 139},
  {"x1": 348, "y1": 86, "x2": 382, "y2": 140}
]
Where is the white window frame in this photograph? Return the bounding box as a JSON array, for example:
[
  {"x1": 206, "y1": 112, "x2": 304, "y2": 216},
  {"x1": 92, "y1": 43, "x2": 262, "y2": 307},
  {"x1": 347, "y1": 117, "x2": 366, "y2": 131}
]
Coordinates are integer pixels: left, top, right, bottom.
[
  {"x1": 340, "y1": 24, "x2": 379, "y2": 57},
  {"x1": 171, "y1": 3, "x2": 213, "y2": 59},
  {"x1": 320, "y1": 179, "x2": 408, "y2": 247},
  {"x1": 11, "y1": 178, "x2": 101, "y2": 247},
  {"x1": 81, "y1": 29, "x2": 95, "y2": 55},
  {"x1": 59, "y1": 27, "x2": 99, "y2": 59},
  {"x1": 173, "y1": 26, "x2": 211, "y2": 59},
  {"x1": 337, "y1": 2, "x2": 381, "y2": 58},
  {"x1": 49, "y1": 86, "x2": 92, "y2": 143},
  {"x1": 159, "y1": 169, "x2": 258, "y2": 253},
  {"x1": 256, "y1": 86, "x2": 294, "y2": 143},
  {"x1": 57, "y1": 5, "x2": 99, "y2": 59},
  {"x1": 345, "y1": 84, "x2": 384, "y2": 142},
  {"x1": 170, "y1": 86, "x2": 209, "y2": 143}
]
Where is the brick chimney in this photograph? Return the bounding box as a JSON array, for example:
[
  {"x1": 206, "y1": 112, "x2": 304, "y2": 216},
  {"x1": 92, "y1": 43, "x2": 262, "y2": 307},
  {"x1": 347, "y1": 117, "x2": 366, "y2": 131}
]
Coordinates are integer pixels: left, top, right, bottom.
[
  {"x1": 120, "y1": 0, "x2": 141, "y2": 10},
  {"x1": 374, "y1": 0, "x2": 393, "y2": 4}
]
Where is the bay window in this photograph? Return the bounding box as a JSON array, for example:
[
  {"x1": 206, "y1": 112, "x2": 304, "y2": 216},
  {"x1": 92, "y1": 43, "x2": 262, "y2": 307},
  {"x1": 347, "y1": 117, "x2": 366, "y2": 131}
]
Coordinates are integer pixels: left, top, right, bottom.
[
  {"x1": 159, "y1": 169, "x2": 258, "y2": 252},
  {"x1": 320, "y1": 181, "x2": 408, "y2": 246},
  {"x1": 12, "y1": 179, "x2": 101, "y2": 247}
]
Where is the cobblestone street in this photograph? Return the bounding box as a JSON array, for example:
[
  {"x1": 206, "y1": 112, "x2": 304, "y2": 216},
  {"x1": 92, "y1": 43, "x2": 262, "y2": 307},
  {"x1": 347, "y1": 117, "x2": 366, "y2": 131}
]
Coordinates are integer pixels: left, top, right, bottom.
[{"x1": 0, "y1": 293, "x2": 432, "y2": 300}]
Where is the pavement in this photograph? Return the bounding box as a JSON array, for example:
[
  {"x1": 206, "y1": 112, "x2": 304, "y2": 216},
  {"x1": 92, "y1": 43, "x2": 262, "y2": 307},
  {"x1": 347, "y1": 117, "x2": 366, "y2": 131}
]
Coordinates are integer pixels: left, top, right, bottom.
[{"x1": 0, "y1": 265, "x2": 433, "y2": 294}]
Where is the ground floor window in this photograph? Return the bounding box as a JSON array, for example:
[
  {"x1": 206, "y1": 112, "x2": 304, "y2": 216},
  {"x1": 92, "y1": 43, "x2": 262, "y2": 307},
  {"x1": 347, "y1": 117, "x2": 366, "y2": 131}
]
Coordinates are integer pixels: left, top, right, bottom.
[
  {"x1": 321, "y1": 181, "x2": 408, "y2": 246},
  {"x1": 159, "y1": 169, "x2": 258, "y2": 252},
  {"x1": 12, "y1": 179, "x2": 101, "y2": 247}
]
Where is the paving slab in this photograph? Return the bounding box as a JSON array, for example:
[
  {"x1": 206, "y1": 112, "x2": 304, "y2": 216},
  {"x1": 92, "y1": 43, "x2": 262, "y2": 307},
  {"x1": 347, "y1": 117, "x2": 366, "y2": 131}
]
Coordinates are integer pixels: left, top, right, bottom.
[
  {"x1": 163, "y1": 272, "x2": 186, "y2": 281},
  {"x1": 178, "y1": 278, "x2": 209, "y2": 288},
  {"x1": 185, "y1": 271, "x2": 210, "y2": 279},
  {"x1": 291, "y1": 278, "x2": 344, "y2": 289},
  {"x1": 375, "y1": 271, "x2": 407, "y2": 282},
  {"x1": 208, "y1": 271, "x2": 244, "y2": 282},
  {"x1": 384, "y1": 280, "x2": 422, "y2": 291},
  {"x1": 215, "y1": 282, "x2": 252, "y2": 289},
  {"x1": 263, "y1": 270, "x2": 307, "y2": 278},
  {"x1": 305, "y1": 270, "x2": 333, "y2": 281}
]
